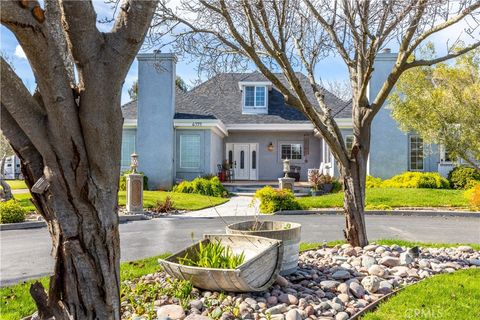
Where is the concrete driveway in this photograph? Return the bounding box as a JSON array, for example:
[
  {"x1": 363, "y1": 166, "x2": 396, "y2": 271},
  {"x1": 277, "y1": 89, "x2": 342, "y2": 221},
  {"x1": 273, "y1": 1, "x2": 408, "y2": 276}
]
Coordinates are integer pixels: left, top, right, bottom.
[{"x1": 1, "y1": 214, "x2": 479, "y2": 286}]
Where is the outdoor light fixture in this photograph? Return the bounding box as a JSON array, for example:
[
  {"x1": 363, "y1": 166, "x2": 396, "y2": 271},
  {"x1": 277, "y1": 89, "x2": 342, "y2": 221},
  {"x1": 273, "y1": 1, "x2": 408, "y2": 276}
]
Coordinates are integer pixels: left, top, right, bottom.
[
  {"x1": 130, "y1": 153, "x2": 139, "y2": 173},
  {"x1": 283, "y1": 159, "x2": 291, "y2": 177},
  {"x1": 267, "y1": 142, "x2": 274, "y2": 152}
]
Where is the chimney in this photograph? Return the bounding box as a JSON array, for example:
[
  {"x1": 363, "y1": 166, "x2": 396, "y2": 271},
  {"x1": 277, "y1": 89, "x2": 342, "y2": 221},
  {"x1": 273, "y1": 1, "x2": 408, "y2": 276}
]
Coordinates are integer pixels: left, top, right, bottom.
[{"x1": 136, "y1": 53, "x2": 177, "y2": 190}]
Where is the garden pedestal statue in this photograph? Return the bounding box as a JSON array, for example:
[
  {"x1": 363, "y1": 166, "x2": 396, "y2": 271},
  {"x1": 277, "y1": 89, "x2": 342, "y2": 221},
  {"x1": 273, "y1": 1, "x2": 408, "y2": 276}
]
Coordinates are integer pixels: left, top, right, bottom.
[
  {"x1": 279, "y1": 159, "x2": 295, "y2": 192},
  {"x1": 126, "y1": 153, "x2": 144, "y2": 214}
]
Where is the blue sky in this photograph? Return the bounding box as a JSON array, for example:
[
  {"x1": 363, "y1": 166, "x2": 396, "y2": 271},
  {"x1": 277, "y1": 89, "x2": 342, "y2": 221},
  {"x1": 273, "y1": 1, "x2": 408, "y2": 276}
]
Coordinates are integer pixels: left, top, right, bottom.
[{"x1": 0, "y1": 1, "x2": 475, "y2": 105}]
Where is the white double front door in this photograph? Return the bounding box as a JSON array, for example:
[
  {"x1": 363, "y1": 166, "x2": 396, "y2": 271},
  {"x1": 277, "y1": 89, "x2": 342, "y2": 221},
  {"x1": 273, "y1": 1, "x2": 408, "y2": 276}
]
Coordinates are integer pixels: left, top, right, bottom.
[{"x1": 226, "y1": 143, "x2": 258, "y2": 180}]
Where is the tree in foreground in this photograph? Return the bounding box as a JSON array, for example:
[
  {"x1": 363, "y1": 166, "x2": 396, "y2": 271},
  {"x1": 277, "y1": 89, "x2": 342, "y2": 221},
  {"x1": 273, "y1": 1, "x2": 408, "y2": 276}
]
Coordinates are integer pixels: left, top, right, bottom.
[
  {"x1": 155, "y1": 0, "x2": 480, "y2": 246},
  {"x1": 390, "y1": 47, "x2": 480, "y2": 170},
  {"x1": 1, "y1": 0, "x2": 157, "y2": 318}
]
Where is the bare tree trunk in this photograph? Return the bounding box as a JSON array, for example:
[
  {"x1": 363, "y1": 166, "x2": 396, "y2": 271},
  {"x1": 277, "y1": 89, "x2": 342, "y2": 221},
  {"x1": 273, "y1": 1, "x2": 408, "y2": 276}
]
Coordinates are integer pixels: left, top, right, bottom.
[
  {"x1": 342, "y1": 160, "x2": 369, "y2": 247},
  {"x1": 340, "y1": 100, "x2": 370, "y2": 247},
  {"x1": 19, "y1": 151, "x2": 121, "y2": 319},
  {"x1": 0, "y1": 154, "x2": 13, "y2": 201}
]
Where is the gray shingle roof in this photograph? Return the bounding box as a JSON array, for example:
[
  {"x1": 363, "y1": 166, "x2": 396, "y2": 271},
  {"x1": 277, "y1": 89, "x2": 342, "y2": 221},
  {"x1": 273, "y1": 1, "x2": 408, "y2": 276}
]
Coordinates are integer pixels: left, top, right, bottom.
[{"x1": 122, "y1": 72, "x2": 352, "y2": 123}]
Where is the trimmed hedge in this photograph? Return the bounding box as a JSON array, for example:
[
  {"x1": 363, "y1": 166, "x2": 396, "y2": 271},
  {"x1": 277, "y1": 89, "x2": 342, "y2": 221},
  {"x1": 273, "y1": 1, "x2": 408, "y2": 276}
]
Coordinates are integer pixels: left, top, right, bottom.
[
  {"x1": 254, "y1": 186, "x2": 302, "y2": 213},
  {"x1": 367, "y1": 172, "x2": 450, "y2": 189},
  {"x1": 119, "y1": 170, "x2": 149, "y2": 191},
  {"x1": 173, "y1": 177, "x2": 228, "y2": 197},
  {"x1": 366, "y1": 176, "x2": 383, "y2": 188},
  {"x1": 448, "y1": 166, "x2": 480, "y2": 190},
  {"x1": 0, "y1": 200, "x2": 26, "y2": 224}
]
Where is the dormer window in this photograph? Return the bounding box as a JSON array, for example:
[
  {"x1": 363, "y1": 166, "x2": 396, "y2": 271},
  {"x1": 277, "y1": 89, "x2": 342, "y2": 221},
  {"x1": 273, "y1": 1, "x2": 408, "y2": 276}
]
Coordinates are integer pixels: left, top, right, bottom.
[
  {"x1": 239, "y1": 81, "x2": 272, "y2": 114},
  {"x1": 245, "y1": 86, "x2": 266, "y2": 108}
]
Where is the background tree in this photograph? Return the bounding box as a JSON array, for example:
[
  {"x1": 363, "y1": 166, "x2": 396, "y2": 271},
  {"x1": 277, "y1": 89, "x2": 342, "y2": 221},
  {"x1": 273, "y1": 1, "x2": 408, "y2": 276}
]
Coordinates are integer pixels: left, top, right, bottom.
[
  {"x1": 1, "y1": 0, "x2": 157, "y2": 318},
  {"x1": 128, "y1": 80, "x2": 139, "y2": 100},
  {"x1": 390, "y1": 47, "x2": 480, "y2": 170},
  {"x1": 154, "y1": 0, "x2": 480, "y2": 246},
  {"x1": 0, "y1": 132, "x2": 15, "y2": 201},
  {"x1": 321, "y1": 79, "x2": 352, "y2": 102},
  {"x1": 128, "y1": 75, "x2": 188, "y2": 100}
]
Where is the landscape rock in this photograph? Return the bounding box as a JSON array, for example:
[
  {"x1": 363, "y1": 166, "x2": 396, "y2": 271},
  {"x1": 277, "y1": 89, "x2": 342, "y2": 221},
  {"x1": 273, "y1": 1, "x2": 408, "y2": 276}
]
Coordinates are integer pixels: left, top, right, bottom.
[
  {"x1": 349, "y1": 282, "x2": 365, "y2": 298},
  {"x1": 337, "y1": 283, "x2": 349, "y2": 294},
  {"x1": 157, "y1": 304, "x2": 186, "y2": 320},
  {"x1": 335, "y1": 312, "x2": 350, "y2": 320},
  {"x1": 377, "y1": 281, "x2": 393, "y2": 294},
  {"x1": 368, "y1": 264, "x2": 386, "y2": 277},
  {"x1": 361, "y1": 276, "x2": 381, "y2": 293},
  {"x1": 400, "y1": 252, "x2": 413, "y2": 265},
  {"x1": 285, "y1": 309, "x2": 302, "y2": 320},
  {"x1": 332, "y1": 270, "x2": 351, "y2": 280},
  {"x1": 275, "y1": 275, "x2": 289, "y2": 287},
  {"x1": 362, "y1": 256, "x2": 377, "y2": 268},
  {"x1": 320, "y1": 280, "x2": 340, "y2": 291},
  {"x1": 458, "y1": 246, "x2": 473, "y2": 252},
  {"x1": 378, "y1": 256, "x2": 401, "y2": 267},
  {"x1": 278, "y1": 294, "x2": 298, "y2": 305}
]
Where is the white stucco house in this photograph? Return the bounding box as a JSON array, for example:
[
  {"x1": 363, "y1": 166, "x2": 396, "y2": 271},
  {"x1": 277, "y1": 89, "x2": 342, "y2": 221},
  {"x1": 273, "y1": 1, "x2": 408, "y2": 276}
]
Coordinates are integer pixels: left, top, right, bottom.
[{"x1": 120, "y1": 51, "x2": 453, "y2": 190}]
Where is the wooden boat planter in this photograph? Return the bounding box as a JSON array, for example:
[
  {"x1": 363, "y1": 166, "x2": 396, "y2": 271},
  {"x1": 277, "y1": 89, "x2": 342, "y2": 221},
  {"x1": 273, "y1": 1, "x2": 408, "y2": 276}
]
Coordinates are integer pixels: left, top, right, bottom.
[
  {"x1": 158, "y1": 234, "x2": 283, "y2": 292},
  {"x1": 226, "y1": 220, "x2": 301, "y2": 275}
]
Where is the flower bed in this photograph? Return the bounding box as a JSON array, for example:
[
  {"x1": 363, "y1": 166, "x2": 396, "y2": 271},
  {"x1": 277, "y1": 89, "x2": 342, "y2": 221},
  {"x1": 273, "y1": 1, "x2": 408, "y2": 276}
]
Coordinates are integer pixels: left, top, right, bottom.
[{"x1": 121, "y1": 244, "x2": 480, "y2": 319}]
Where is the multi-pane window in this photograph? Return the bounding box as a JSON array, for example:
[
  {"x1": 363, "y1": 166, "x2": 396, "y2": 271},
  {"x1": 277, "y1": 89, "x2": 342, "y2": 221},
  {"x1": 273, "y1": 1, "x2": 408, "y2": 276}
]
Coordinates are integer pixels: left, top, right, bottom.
[
  {"x1": 281, "y1": 143, "x2": 302, "y2": 160},
  {"x1": 409, "y1": 135, "x2": 424, "y2": 171},
  {"x1": 244, "y1": 86, "x2": 255, "y2": 107},
  {"x1": 345, "y1": 135, "x2": 354, "y2": 151},
  {"x1": 180, "y1": 134, "x2": 201, "y2": 169},
  {"x1": 244, "y1": 86, "x2": 266, "y2": 110}
]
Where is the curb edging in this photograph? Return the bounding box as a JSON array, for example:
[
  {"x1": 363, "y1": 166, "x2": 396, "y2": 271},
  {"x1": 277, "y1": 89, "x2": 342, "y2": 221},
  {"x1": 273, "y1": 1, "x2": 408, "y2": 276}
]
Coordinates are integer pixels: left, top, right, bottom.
[
  {"x1": 0, "y1": 214, "x2": 150, "y2": 231},
  {"x1": 274, "y1": 209, "x2": 480, "y2": 218}
]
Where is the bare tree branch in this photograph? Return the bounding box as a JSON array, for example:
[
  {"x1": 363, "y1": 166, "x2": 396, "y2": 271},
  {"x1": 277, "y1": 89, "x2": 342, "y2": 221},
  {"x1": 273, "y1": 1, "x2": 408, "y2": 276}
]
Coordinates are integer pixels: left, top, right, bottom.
[{"x1": 406, "y1": 41, "x2": 480, "y2": 68}]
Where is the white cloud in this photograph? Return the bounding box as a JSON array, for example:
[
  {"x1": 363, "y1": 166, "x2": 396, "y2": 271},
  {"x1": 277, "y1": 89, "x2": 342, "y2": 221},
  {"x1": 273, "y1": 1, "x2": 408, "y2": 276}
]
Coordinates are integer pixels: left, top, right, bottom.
[{"x1": 14, "y1": 45, "x2": 26, "y2": 59}]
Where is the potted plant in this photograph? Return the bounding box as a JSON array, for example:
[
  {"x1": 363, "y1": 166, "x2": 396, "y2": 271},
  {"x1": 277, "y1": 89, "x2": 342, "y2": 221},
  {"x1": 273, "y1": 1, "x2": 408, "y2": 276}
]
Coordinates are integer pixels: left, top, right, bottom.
[
  {"x1": 320, "y1": 174, "x2": 334, "y2": 193},
  {"x1": 308, "y1": 169, "x2": 324, "y2": 196},
  {"x1": 226, "y1": 220, "x2": 301, "y2": 275}
]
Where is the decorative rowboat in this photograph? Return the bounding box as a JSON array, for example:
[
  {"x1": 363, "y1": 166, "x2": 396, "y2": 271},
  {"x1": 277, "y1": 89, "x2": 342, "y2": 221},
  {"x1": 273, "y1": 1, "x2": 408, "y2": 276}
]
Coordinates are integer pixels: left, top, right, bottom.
[{"x1": 158, "y1": 234, "x2": 283, "y2": 292}]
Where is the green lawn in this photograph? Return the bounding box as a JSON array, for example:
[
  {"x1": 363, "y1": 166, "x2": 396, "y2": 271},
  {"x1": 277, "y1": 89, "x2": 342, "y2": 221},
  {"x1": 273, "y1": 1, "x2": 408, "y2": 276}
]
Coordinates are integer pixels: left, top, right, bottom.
[
  {"x1": 5, "y1": 180, "x2": 27, "y2": 189},
  {"x1": 118, "y1": 191, "x2": 228, "y2": 210},
  {"x1": 0, "y1": 254, "x2": 170, "y2": 320},
  {"x1": 362, "y1": 268, "x2": 480, "y2": 320},
  {"x1": 1, "y1": 240, "x2": 478, "y2": 320},
  {"x1": 11, "y1": 191, "x2": 228, "y2": 213},
  {"x1": 298, "y1": 188, "x2": 469, "y2": 209}
]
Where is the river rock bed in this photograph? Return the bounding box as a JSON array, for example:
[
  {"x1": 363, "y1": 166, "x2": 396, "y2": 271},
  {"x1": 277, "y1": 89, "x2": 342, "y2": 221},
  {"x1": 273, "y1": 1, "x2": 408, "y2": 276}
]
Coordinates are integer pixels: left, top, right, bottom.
[{"x1": 121, "y1": 244, "x2": 480, "y2": 320}]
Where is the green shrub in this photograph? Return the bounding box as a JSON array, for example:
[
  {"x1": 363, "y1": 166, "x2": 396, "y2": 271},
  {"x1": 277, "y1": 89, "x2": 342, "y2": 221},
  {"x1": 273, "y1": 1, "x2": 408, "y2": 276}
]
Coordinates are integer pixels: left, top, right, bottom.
[
  {"x1": 448, "y1": 166, "x2": 480, "y2": 189},
  {"x1": 465, "y1": 183, "x2": 480, "y2": 210},
  {"x1": 254, "y1": 186, "x2": 302, "y2": 213},
  {"x1": 381, "y1": 172, "x2": 449, "y2": 189},
  {"x1": 173, "y1": 177, "x2": 228, "y2": 197},
  {"x1": 119, "y1": 170, "x2": 149, "y2": 191},
  {"x1": 366, "y1": 175, "x2": 383, "y2": 188},
  {"x1": 0, "y1": 200, "x2": 26, "y2": 224},
  {"x1": 331, "y1": 180, "x2": 342, "y2": 193}
]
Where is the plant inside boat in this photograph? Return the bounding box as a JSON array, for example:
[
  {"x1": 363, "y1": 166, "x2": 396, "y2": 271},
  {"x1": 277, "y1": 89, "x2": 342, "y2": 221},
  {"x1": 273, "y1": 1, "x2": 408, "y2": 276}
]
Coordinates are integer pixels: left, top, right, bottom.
[{"x1": 178, "y1": 240, "x2": 246, "y2": 269}]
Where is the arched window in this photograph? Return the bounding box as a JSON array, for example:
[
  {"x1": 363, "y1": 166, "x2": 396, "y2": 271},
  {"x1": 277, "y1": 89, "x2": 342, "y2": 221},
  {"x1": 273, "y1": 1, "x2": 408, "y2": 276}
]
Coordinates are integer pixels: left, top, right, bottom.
[
  {"x1": 240, "y1": 150, "x2": 245, "y2": 169},
  {"x1": 252, "y1": 151, "x2": 256, "y2": 169}
]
